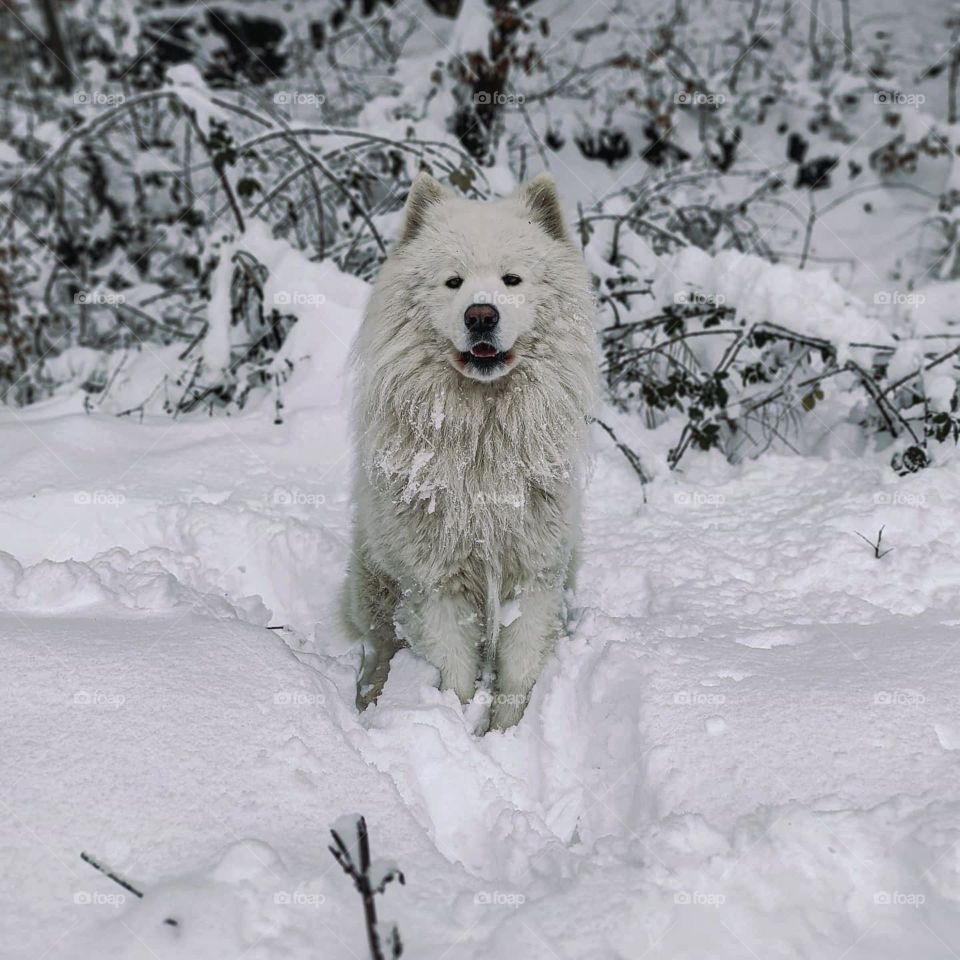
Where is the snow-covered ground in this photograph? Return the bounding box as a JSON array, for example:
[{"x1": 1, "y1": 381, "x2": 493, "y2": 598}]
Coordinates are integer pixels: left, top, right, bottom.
[{"x1": 3, "y1": 263, "x2": 960, "y2": 959}]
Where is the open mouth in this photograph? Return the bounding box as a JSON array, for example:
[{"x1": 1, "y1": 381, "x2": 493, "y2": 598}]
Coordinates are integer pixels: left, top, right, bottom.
[{"x1": 459, "y1": 342, "x2": 512, "y2": 371}]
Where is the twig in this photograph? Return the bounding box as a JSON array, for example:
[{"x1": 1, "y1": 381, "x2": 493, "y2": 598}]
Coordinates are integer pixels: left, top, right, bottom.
[
  {"x1": 855, "y1": 525, "x2": 893, "y2": 559},
  {"x1": 877, "y1": 346, "x2": 960, "y2": 401},
  {"x1": 80, "y1": 851, "x2": 144, "y2": 898},
  {"x1": 840, "y1": 0, "x2": 854, "y2": 71},
  {"x1": 592, "y1": 417, "x2": 651, "y2": 496},
  {"x1": 949, "y1": 33, "x2": 960, "y2": 125},
  {"x1": 603, "y1": 328, "x2": 742, "y2": 377},
  {"x1": 184, "y1": 110, "x2": 245, "y2": 234},
  {"x1": 845, "y1": 359, "x2": 920, "y2": 443},
  {"x1": 81, "y1": 852, "x2": 181, "y2": 928},
  {"x1": 799, "y1": 192, "x2": 816, "y2": 270},
  {"x1": 329, "y1": 816, "x2": 404, "y2": 960},
  {"x1": 808, "y1": 0, "x2": 823, "y2": 75}
]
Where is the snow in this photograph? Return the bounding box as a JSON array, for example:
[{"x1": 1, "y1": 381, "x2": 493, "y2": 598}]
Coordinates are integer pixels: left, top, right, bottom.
[
  {"x1": 0, "y1": 141, "x2": 22, "y2": 165},
  {"x1": 2, "y1": 256, "x2": 960, "y2": 958},
  {"x1": 164, "y1": 64, "x2": 227, "y2": 133},
  {"x1": 651, "y1": 245, "x2": 896, "y2": 354},
  {"x1": 9, "y1": 0, "x2": 960, "y2": 944},
  {"x1": 926, "y1": 373, "x2": 957, "y2": 413},
  {"x1": 202, "y1": 235, "x2": 238, "y2": 372}
]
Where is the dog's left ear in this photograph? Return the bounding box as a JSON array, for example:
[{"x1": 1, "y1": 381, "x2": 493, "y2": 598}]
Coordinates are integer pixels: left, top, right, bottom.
[
  {"x1": 398, "y1": 172, "x2": 447, "y2": 246},
  {"x1": 519, "y1": 173, "x2": 569, "y2": 243}
]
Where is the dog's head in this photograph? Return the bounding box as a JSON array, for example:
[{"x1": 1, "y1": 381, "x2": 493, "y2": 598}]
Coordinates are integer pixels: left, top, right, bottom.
[{"x1": 388, "y1": 173, "x2": 577, "y2": 382}]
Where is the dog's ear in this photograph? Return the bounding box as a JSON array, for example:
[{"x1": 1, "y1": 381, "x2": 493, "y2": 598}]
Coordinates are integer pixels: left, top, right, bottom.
[
  {"x1": 519, "y1": 173, "x2": 568, "y2": 243},
  {"x1": 398, "y1": 172, "x2": 447, "y2": 245}
]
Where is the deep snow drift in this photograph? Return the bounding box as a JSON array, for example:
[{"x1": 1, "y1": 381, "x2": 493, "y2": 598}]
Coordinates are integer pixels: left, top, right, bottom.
[{"x1": 3, "y1": 260, "x2": 960, "y2": 959}]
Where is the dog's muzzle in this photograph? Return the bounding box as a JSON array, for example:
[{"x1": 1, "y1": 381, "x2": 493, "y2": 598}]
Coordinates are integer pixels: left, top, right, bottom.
[{"x1": 456, "y1": 303, "x2": 511, "y2": 375}]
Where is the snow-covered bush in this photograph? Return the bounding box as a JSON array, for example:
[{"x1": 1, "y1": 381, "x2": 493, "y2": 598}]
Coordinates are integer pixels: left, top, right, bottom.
[
  {"x1": 3, "y1": 0, "x2": 960, "y2": 472},
  {"x1": 527, "y1": 0, "x2": 960, "y2": 474},
  {"x1": 0, "y1": 61, "x2": 482, "y2": 413},
  {"x1": 585, "y1": 202, "x2": 960, "y2": 473}
]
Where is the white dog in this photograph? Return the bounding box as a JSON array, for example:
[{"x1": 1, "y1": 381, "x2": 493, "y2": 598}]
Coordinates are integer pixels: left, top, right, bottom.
[{"x1": 342, "y1": 172, "x2": 596, "y2": 729}]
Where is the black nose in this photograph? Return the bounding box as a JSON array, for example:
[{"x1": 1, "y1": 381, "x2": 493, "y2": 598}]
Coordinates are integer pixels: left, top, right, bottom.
[{"x1": 464, "y1": 303, "x2": 500, "y2": 333}]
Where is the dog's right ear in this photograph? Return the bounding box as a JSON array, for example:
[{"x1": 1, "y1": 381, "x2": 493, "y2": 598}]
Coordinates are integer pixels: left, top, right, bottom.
[
  {"x1": 519, "y1": 173, "x2": 569, "y2": 244},
  {"x1": 397, "y1": 172, "x2": 447, "y2": 246}
]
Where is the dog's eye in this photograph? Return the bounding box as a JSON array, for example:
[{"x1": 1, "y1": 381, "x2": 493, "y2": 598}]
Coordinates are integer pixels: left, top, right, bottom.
[
  {"x1": 502, "y1": 274, "x2": 522, "y2": 286},
  {"x1": 445, "y1": 277, "x2": 463, "y2": 289}
]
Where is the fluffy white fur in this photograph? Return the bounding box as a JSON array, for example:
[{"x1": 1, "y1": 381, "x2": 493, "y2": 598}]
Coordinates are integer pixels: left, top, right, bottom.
[{"x1": 342, "y1": 172, "x2": 597, "y2": 729}]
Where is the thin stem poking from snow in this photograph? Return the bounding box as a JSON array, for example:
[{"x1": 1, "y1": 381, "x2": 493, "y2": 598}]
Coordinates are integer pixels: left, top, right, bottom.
[
  {"x1": 855, "y1": 525, "x2": 894, "y2": 559},
  {"x1": 81, "y1": 851, "x2": 181, "y2": 929},
  {"x1": 592, "y1": 417, "x2": 651, "y2": 494},
  {"x1": 329, "y1": 816, "x2": 405, "y2": 960},
  {"x1": 80, "y1": 851, "x2": 144, "y2": 899}
]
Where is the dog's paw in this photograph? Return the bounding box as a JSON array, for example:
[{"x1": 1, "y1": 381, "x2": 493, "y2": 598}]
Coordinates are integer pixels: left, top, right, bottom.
[
  {"x1": 355, "y1": 679, "x2": 384, "y2": 713},
  {"x1": 488, "y1": 693, "x2": 527, "y2": 731}
]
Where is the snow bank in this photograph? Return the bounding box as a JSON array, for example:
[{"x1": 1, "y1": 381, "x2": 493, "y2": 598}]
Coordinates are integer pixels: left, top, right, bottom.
[
  {"x1": 200, "y1": 218, "x2": 366, "y2": 406},
  {"x1": 654, "y1": 245, "x2": 895, "y2": 352},
  {"x1": 2, "y1": 257, "x2": 960, "y2": 958},
  {"x1": 0, "y1": 548, "x2": 268, "y2": 620}
]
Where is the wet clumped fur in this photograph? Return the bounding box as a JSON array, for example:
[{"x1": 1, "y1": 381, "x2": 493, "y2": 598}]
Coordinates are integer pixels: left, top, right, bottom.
[{"x1": 342, "y1": 172, "x2": 597, "y2": 729}]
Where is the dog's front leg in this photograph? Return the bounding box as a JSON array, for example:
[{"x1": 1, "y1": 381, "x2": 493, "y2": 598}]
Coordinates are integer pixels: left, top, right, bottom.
[
  {"x1": 491, "y1": 585, "x2": 562, "y2": 729},
  {"x1": 417, "y1": 586, "x2": 481, "y2": 703}
]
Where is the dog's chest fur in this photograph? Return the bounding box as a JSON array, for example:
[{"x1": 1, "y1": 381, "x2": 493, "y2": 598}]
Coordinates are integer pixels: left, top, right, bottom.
[{"x1": 358, "y1": 369, "x2": 581, "y2": 595}]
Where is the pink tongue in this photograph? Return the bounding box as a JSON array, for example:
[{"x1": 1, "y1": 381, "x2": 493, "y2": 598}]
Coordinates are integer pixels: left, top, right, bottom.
[{"x1": 470, "y1": 344, "x2": 499, "y2": 358}]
